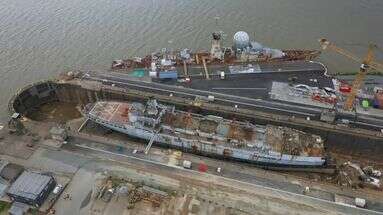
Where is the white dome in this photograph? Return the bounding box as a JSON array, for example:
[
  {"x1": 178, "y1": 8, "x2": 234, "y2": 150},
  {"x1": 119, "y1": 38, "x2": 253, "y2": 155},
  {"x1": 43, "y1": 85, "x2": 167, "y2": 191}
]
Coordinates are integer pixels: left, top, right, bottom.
[{"x1": 233, "y1": 31, "x2": 250, "y2": 50}]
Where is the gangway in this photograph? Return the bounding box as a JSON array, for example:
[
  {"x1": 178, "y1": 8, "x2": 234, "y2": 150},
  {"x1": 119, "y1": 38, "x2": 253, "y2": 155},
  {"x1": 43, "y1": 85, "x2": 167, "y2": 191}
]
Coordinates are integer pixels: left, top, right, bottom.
[{"x1": 145, "y1": 130, "x2": 160, "y2": 154}]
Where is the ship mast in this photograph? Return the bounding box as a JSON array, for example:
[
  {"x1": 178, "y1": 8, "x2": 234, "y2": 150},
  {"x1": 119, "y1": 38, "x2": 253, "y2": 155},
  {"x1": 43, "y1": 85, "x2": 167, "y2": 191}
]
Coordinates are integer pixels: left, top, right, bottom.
[{"x1": 210, "y1": 16, "x2": 224, "y2": 61}]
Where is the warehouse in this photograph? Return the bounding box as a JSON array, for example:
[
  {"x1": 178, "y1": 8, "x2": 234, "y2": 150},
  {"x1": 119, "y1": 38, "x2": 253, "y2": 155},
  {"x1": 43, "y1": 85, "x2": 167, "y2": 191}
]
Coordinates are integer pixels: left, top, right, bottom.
[{"x1": 7, "y1": 171, "x2": 56, "y2": 207}]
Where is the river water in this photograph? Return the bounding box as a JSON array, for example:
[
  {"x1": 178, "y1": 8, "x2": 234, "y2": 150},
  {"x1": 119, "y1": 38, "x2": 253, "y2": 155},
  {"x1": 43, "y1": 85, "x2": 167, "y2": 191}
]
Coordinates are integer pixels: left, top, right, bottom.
[{"x1": 1, "y1": 0, "x2": 382, "y2": 121}]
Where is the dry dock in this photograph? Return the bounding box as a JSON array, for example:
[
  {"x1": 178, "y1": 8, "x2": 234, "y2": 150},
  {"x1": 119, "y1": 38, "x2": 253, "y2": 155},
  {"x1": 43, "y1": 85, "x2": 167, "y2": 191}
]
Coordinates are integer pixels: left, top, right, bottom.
[
  {"x1": 8, "y1": 70, "x2": 383, "y2": 164},
  {"x1": 3, "y1": 68, "x2": 383, "y2": 214}
]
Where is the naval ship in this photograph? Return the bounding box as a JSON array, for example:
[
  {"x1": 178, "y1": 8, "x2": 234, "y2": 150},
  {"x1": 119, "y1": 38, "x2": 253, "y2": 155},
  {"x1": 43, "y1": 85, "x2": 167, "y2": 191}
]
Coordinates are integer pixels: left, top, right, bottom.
[
  {"x1": 111, "y1": 31, "x2": 320, "y2": 71},
  {"x1": 83, "y1": 99, "x2": 327, "y2": 168}
]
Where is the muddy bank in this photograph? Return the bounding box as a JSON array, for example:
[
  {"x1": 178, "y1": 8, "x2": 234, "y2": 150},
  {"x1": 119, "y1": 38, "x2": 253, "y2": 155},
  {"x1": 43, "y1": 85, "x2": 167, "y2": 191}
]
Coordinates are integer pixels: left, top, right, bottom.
[{"x1": 26, "y1": 101, "x2": 81, "y2": 122}]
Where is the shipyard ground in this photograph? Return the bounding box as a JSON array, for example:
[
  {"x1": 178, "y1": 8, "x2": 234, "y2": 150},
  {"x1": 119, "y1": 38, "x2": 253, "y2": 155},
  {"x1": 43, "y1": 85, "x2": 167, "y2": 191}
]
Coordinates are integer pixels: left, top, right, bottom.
[
  {"x1": 5, "y1": 65, "x2": 383, "y2": 214},
  {"x1": 2, "y1": 116, "x2": 383, "y2": 214},
  {"x1": 1, "y1": 128, "x2": 382, "y2": 214}
]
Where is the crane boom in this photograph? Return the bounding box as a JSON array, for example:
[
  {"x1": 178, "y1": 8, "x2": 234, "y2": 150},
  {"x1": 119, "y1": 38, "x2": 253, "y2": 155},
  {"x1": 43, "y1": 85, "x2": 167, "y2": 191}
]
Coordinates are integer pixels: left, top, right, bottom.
[
  {"x1": 319, "y1": 39, "x2": 383, "y2": 72},
  {"x1": 343, "y1": 44, "x2": 376, "y2": 110},
  {"x1": 319, "y1": 39, "x2": 382, "y2": 111}
]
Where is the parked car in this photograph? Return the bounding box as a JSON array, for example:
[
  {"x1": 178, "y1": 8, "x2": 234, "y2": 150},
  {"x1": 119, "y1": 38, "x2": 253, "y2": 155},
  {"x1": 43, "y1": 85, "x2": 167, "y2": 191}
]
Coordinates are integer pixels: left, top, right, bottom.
[{"x1": 53, "y1": 184, "x2": 63, "y2": 194}]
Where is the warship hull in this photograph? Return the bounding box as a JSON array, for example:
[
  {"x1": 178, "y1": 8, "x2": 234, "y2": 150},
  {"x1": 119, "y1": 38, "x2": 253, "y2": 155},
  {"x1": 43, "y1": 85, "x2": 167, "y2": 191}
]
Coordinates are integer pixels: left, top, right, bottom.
[{"x1": 84, "y1": 100, "x2": 328, "y2": 169}]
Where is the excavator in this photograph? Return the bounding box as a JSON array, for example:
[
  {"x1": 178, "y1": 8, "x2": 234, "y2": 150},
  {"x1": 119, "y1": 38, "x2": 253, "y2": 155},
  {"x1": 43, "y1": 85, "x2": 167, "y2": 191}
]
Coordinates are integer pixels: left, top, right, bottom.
[{"x1": 319, "y1": 39, "x2": 383, "y2": 111}]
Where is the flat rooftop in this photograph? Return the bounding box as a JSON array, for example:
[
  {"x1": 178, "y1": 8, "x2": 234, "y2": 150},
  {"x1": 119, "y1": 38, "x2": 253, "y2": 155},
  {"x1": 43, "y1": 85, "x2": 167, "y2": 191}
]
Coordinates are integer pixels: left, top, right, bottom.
[{"x1": 7, "y1": 171, "x2": 53, "y2": 200}]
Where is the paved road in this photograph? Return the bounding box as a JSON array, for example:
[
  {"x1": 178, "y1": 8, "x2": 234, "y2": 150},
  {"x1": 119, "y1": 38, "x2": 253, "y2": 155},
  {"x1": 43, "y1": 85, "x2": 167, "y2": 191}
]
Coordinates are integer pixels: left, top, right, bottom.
[
  {"x1": 179, "y1": 61, "x2": 333, "y2": 99},
  {"x1": 82, "y1": 71, "x2": 323, "y2": 119}
]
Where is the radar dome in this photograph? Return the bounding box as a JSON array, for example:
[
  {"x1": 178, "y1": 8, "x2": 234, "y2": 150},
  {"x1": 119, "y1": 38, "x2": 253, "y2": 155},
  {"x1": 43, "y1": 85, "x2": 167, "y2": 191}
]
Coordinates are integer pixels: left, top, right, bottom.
[{"x1": 233, "y1": 31, "x2": 250, "y2": 50}]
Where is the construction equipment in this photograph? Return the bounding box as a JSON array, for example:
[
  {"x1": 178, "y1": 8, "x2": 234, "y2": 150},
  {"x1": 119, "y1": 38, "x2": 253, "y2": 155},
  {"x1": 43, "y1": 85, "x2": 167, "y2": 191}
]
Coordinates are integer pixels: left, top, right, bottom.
[
  {"x1": 8, "y1": 113, "x2": 26, "y2": 135},
  {"x1": 319, "y1": 38, "x2": 383, "y2": 111}
]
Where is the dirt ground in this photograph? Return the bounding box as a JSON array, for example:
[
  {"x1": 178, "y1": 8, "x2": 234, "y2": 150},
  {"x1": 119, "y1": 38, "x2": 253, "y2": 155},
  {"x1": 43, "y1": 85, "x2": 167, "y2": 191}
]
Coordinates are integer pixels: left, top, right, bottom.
[{"x1": 86, "y1": 174, "x2": 319, "y2": 215}]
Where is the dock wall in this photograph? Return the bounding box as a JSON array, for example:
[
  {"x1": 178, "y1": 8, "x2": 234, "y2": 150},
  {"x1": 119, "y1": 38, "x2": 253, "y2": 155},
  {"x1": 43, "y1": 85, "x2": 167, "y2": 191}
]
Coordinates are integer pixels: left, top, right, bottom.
[{"x1": 9, "y1": 80, "x2": 383, "y2": 163}]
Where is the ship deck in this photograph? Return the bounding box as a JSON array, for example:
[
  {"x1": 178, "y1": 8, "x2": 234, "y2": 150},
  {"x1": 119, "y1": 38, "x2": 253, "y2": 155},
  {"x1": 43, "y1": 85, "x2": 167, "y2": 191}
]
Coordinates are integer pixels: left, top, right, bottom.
[
  {"x1": 88, "y1": 102, "x2": 131, "y2": 124},
  {"x1": 87, "y1": 101, "x2": 325, "y2": 158},
  {"x1": 162, "y1": 111, "x2": 324, "y2": 157}
]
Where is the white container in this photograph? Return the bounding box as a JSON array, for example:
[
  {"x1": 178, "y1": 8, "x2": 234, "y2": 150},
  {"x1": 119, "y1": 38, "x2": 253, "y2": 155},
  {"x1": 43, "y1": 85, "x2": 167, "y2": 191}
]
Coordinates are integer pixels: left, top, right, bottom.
[
  {"x1": 151, "y1": 62, "x2": 156, "y2": 71},
  {"x1": 182, "y1": 160, "x2": 192, "y2": 169},
  {"x1": 355, "y1": 198, "x2": 366, "y2": 208},
  {"x1": 149, "y1": 71, "x2": 157, "y2": 78},
  {"x1": 207, "y1": 95, "x2": 215, "y2": 101},
  {"x1": 220, "y1": 71, "x2": 225, "y2": 80}
]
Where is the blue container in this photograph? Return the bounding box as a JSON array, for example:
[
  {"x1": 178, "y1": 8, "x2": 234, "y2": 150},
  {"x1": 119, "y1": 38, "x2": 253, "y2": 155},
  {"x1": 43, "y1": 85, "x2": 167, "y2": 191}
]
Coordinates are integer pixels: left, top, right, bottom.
[
  {"x1": 158, "y1": 70, "x2": 178, "y2": 79},
  {"x1": 372, "y1": 99, "x2": 380, "y2": 109}
]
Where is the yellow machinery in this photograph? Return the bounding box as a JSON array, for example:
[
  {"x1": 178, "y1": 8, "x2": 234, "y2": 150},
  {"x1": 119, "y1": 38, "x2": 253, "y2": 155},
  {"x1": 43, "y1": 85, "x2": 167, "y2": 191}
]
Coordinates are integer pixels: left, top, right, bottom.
[{"x1": 319, "y1": 39, "x2": 383, "y2": 111}]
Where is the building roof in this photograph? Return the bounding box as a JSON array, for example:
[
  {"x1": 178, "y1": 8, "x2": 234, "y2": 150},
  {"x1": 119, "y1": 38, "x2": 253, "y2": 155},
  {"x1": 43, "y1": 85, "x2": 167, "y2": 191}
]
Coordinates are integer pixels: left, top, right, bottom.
[
  {"x1": 0, "y1": 178, "x2": 9, "y2": 198},
  {"x1": 9, "y1": 202, "x2": 29, "y2": 215},
  {"x1": 0, "y1": 163, "x2": 24, "y2": 182},
  {"x1": 7, "y1": 171, "x2": 53, "y2": 200},
  {"x1": 0, "y1": 160, "x2": 9, "y2": 172}
]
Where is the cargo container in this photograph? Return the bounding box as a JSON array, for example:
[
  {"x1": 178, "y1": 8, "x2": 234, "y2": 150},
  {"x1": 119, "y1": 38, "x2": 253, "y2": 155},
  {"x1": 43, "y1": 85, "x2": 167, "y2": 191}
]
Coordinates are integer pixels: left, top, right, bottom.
[
  {"x1": 198, "y1": 163, "x2": 208, "y2": 172},
  {"x1": 182, "y1": 160, "x2": 192, "y2": 169},
  {"x1": 207, "y1": 95, "x2": 215, "y2": 101},
  {"x1": 158, "y1": 70, "x2": 178, "y2": 79},
  {"x1": 149, "y1": 71, "x2": 157, "y2": 78},
  {"x1": 355, "y1": 198, "x2": 367, "y2": 208},
  {"x1": 220, "y1": 71, "x2": 225, "y2": 80}
]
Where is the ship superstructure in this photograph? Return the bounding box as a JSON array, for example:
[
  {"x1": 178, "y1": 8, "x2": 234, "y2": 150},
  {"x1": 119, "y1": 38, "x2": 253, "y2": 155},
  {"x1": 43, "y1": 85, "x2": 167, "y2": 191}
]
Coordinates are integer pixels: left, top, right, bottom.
[
  {"x1": 84, "y1": 100, "x2": 326, "y2": 168},
  {"x1": 111, "y1": 31, "x2": 321, "y2": 71}
]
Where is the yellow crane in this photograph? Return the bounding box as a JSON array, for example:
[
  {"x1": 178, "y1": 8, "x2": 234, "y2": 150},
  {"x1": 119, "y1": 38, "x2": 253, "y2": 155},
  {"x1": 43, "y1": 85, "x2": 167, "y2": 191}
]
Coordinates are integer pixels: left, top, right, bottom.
[{"x1": 318, "y1": 38, "x2": 383, "y2": 111}]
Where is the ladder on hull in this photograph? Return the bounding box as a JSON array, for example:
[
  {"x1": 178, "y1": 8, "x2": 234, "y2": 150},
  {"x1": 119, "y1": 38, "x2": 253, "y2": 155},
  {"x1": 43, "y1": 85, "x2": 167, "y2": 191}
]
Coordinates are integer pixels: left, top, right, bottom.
[{"x1": 145, "y1": 130, "x2": 160, "y2": 154}]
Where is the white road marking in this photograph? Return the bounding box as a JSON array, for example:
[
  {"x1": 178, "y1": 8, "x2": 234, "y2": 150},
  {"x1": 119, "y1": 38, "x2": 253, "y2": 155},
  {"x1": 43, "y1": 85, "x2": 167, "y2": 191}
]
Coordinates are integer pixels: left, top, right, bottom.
[{"x1": 212, "y1": 87, "x2": 267, "y2": 90}]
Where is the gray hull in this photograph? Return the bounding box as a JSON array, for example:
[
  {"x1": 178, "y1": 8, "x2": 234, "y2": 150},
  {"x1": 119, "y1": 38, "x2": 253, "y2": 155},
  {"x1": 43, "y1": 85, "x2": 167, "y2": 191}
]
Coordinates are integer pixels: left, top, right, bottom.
[{"x1": 87, "y1": 114, "x2": 326, "y2": 168}]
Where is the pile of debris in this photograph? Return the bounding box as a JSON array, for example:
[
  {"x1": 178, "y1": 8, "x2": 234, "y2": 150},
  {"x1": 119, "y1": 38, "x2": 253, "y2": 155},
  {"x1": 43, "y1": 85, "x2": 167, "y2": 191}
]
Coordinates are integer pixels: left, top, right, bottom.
[
  {"x1": 336, "y1": 162, "x2": 381, "y2": 190},
  {"x1": 127, "y1": 186, "x2": 169, "y2": 209},
  {"x1": 95, "y1": 176, "x2": 170, "y2": 209}
]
